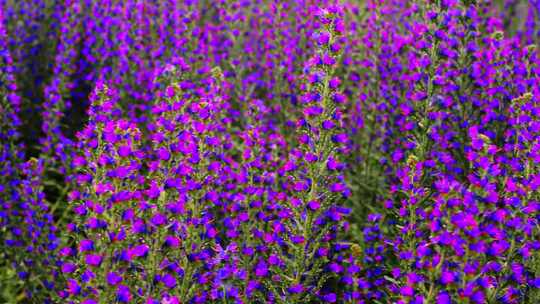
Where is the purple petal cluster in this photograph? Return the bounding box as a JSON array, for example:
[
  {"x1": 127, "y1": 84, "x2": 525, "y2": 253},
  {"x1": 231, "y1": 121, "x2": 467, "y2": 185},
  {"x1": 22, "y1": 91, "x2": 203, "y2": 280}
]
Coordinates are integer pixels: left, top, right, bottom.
[
  {"x1": 1, "y1": 8, "x2": 59, "y2": 302},
  {"x1": 345, "y1": 1, "x2": 540, "y2": 303}
]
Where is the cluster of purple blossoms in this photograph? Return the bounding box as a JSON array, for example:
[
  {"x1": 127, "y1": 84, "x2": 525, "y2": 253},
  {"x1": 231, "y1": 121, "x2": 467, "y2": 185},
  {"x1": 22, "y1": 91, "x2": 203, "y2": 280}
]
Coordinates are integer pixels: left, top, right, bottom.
[
  {"x1": 61, "y1": 7, "x2": 355, "y2": 302},
  {"x1": 1, "y1": 7, "x2": 59, "y2": 302},
  {"x1": 0, "y1": 0, "x2": 539, "y2": 303},
  {"x1": 345, "y1": 0, "x2": 540, "y2": 303}
]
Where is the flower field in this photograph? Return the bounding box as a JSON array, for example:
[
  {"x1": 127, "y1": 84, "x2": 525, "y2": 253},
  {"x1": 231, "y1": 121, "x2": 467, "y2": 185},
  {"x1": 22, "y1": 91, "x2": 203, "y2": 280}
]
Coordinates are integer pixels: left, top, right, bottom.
[{"x1": 0, "y1": 0, "x2": 539, "y2": 303}]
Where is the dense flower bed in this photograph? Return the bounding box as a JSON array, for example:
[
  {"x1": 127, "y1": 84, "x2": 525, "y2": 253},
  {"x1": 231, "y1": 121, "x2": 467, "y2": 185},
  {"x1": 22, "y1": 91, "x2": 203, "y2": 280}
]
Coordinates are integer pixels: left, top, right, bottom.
[{"x1": 0, "y1": 0, "x2": 539, "y2": 303}]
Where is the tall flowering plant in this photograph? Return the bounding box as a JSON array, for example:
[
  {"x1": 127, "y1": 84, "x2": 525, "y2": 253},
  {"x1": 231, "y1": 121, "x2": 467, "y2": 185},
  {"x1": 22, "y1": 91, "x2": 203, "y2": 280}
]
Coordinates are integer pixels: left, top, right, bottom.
[
  {"x1": 268, "y1": 5, "x2": 351, "y2": 303},
  {"x1": 1, "y1": 7, "x2": 59, "y2": 303},
  {"x1": 346, "y1": 0, "x2": 540, "y2": 303},
  {"x1": 64, "y1": 66, "x2": 233, "y2": 303}
]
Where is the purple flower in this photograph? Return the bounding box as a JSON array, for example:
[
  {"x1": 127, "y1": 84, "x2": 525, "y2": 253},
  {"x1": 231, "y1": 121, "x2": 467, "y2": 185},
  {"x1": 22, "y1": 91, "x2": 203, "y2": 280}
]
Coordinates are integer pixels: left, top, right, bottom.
[
  {"x1": 151, "y1": 213, "x2": 167, "y2": 226},
  {"x1": 436, "y1": 292, "x2": 451, "y2": 304},
  {"x1": 79, "y1": 239, "x2": 94, "y2": 252},
  {"x1": 85, "y1": 254, "x2": 103, "y2": 267},
  {"x1": 255, "y1": 261, "x2": 268, "y2": 277},
  {"x1": 165, "y1": 235, "x2": 181, "y2": 247},
  {"x1": 400, "y1": 286, "x2": 414, "y2": 297},
  {"x1": 288, "y1": 283, "x2": 304, "y2": 294},
  {"x1": 162, "y1": 273, "x2": 177, "y2": 288},
  {"x1": 61, "y1": 263, "x2": 76, "y2": 273},
  {"x1": 129, "y1": 244, "x2": 149, "y2": 259},
  {"x1": 116, "y1": 285, "x2": 132, "y2": 302},
  {"x1": 322, "y1": 293, "x2": 337, "y2": 303},
  {"x1": 107, "y1": 272, "x2": 122, "y2": 286},
  {"x1": 157, "y1": 147, "x2": 171, "y2": 161},
  {"x1": 440, "y1": 271, "x2": 455, "y2": 285},
  {"x1": 316, "y1": 31, "x2": 331, "y2": 45},
  {"x1": 308, "y1": 200, "x2": 321, "y2": 210},
  {"x1": 67, "y1": 279, "x2": 81, "y2": 295}
]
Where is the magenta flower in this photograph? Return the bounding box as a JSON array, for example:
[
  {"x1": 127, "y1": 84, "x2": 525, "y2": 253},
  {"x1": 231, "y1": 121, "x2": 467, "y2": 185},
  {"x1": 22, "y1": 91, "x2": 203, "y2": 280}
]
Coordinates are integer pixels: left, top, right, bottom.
[
  {"x1": 85, "y1": 254, "x2": 103, "y2": 267},
  {"x1": 107, "y1": 272, "x2": 122, "y2": 286}
]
